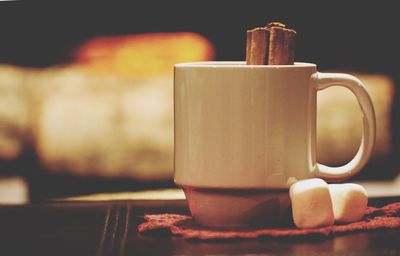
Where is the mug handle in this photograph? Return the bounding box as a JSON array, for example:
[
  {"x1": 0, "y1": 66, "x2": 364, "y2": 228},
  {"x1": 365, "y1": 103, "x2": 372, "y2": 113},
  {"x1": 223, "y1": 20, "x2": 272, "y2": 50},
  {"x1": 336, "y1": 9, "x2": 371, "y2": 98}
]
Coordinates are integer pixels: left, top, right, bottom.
[{"x1": 312, "y1": 72, "x2": 376, "y2": 181}]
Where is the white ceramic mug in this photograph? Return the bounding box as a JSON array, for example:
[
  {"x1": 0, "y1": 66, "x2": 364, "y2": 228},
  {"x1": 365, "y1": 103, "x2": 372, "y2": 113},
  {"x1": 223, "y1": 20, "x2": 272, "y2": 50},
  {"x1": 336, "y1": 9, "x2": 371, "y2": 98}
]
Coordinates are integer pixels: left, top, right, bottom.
[{"x1": 174, "y1": 62, "x2": 376, "y2": 228}]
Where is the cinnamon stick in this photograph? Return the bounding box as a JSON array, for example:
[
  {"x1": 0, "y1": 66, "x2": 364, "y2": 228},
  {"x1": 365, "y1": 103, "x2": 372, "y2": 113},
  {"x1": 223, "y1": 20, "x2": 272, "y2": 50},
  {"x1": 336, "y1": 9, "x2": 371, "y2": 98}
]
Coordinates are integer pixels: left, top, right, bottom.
[
  {"x1": 268, "y1": 26, "x2": 296, "y2": 65},
  {"x1": 246, "y1": 28, "x2": 270, "y2": 65},
  {"x1": 246, "y1": 22, "x2": 296, "y2": 65}
]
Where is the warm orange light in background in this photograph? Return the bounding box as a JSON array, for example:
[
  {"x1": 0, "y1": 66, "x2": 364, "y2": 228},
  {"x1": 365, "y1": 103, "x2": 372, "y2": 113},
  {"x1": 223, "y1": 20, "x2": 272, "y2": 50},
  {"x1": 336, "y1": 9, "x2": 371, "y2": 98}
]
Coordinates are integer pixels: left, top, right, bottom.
[{"x1": 73, "y1": 32, "x2": 215, "y2": 78}]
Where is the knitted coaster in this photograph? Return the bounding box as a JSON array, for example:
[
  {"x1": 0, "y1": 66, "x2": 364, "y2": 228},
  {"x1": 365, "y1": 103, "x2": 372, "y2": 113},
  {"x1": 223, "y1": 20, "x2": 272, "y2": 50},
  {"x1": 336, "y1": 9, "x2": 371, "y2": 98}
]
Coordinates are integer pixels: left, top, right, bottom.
[{"x1": 138, "y1": 202, "x2": 400, "y2": 240}]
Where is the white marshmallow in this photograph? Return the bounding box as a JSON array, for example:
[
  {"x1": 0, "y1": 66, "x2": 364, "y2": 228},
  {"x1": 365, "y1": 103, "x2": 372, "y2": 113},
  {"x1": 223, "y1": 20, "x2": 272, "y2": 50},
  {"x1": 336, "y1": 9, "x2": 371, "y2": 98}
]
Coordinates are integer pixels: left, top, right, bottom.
[
  {"x1": 328, "y1": 183, "x2": 368, "y2": 223},
  {"x1": 290, "y1": 178, "x2": 334, "y2": 229}
]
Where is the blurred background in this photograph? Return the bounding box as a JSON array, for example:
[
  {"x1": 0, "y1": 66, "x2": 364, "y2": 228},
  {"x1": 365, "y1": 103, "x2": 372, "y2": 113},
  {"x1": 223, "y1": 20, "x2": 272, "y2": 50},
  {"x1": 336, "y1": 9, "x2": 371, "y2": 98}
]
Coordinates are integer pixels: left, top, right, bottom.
[{"x1": 0, "y1": 1, "x2": 399, "y2": 202}]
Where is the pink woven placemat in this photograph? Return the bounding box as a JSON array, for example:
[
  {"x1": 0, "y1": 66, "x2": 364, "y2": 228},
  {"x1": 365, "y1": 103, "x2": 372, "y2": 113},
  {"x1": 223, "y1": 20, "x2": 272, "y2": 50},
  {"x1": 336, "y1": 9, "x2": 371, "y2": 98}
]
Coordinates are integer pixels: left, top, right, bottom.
[{"x1": 138, "y1": 202, "x2": 400, "y2": 240}]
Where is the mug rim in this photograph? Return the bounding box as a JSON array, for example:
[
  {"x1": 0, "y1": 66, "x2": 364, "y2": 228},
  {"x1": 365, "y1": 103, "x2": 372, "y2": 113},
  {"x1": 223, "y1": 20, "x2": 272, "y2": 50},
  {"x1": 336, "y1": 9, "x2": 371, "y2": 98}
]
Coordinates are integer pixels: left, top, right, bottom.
[{"x1": 175, "y1": 61, "x2": 316, "y2": 68}]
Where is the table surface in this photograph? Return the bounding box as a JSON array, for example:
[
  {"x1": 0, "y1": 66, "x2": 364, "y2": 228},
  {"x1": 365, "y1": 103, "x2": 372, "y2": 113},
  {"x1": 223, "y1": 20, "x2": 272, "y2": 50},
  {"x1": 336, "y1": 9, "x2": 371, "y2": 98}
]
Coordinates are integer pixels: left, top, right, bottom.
[{"x1": 0, "y1": 197, "x2": 399, "y2": 256}]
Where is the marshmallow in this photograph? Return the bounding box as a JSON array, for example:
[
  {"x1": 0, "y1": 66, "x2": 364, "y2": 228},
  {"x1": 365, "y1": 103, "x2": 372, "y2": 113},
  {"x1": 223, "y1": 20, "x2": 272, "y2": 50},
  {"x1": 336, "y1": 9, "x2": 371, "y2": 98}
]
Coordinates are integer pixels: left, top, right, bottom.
[
  {"x1": 290, "y1": 178, "x2": 334, "y2": 229},
  {"x1": 328, "y1": 183, "x2": 368, "y2": 223}
]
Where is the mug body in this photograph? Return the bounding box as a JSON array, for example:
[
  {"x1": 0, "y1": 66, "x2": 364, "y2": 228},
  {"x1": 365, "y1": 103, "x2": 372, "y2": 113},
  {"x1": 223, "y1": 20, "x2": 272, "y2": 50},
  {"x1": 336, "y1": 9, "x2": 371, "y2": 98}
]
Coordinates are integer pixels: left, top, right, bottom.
[{"x1": 174, "y1": 62, "x2": 317, "y2": 189}]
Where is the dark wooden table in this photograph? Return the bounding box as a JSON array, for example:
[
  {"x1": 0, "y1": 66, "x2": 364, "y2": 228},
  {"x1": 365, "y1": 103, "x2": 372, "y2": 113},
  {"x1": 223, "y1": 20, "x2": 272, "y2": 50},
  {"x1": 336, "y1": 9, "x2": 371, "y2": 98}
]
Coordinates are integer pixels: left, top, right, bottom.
[{"x1": 0, "y1": 197, "x2": 399, "y2": 256}]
